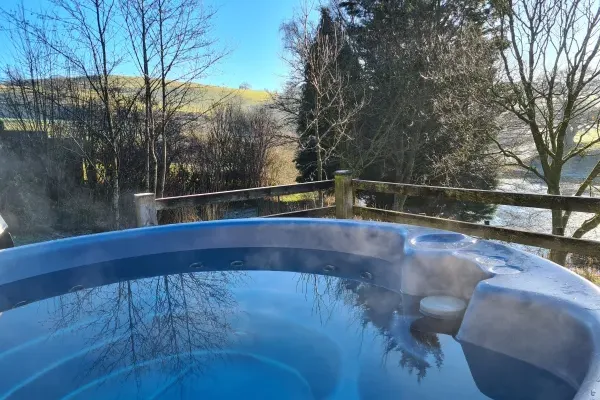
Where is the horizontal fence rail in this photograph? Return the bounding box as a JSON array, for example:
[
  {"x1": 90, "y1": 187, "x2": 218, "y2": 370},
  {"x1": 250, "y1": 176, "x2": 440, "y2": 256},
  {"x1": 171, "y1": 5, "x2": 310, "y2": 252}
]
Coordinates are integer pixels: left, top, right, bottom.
[
  {"x1": 354, "y1": 180, "x2": 600, "y2": 213},
  {"x1": 155, "y1": 180, "x2": 333, "y2": 211},
  {"x1": 354, "y1": 206, "x2": 600, "y2": 257},
  {"x1": 134, "y1": 180, "x2": 333, "y2": 227},
  {"x1": 263, "y1": 206, "x2": 335, "y2": 218}
]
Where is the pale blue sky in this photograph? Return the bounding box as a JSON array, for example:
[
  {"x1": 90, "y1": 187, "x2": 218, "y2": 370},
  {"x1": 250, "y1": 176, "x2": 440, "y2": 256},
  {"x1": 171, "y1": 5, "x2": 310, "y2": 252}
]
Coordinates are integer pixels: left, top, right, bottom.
[{"x1": 1, "y1": 0, "x2": 301, "y2": 91}]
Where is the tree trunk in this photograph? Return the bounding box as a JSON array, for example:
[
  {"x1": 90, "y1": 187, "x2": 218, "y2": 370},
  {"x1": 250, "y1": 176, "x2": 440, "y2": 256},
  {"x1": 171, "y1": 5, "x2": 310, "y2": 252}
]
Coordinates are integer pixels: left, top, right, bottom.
[
  {"x1": 141, "y1": 0, "x2": 153, "y2": 193},
  {"x1": 547, "y1": 178, "x2": 568, "y2": 265},
  {"x1": 160, "y1": 128, "x2": 167, "y2": 197},
  {"x1": 316, "y1": 143, "x2": 324, "y2": 207},
  {"x1": 393, "y1": 136, "x2": 405, "y2": 211},
  {"x1": 393, "y1": 132, "x2": 419, "y2": 212},
  {"x1": 393, "y1": 166, "x2": 406, "y2": 211},
  {"x1": 315, "y1": 114, "x2": 324, "y2": 207},
  {"x1": 549, "y1": 220, "x2": 568, "y2": 265},
  {"x1": 145, "y1": 137, "x2": 150, "y2": 192},
  {"x1": 152, "y1": 136, "x2": 158, "y2": 195},
  {"x1": 158, "y1": 0, "x2": 168, "y2": 198},
  {"x1": 112, "y1": 153, "x2": 120, "y2": 229}
]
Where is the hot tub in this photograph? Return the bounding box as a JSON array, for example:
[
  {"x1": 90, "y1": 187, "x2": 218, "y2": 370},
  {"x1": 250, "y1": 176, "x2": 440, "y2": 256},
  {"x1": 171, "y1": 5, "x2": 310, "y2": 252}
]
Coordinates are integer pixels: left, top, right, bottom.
[{"x1": 0, "y1": 219, "x2": 598, "y2": 399}]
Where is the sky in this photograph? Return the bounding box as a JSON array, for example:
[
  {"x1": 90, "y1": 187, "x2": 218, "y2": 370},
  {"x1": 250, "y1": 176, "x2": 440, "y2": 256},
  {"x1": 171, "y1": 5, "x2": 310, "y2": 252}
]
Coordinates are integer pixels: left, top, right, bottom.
[
  {"x1": 1, "y1": 0, "x2": 302, "y2": 91},
  {"x1": 207, "y1": 0, "x2": 298, "y2": 91}
]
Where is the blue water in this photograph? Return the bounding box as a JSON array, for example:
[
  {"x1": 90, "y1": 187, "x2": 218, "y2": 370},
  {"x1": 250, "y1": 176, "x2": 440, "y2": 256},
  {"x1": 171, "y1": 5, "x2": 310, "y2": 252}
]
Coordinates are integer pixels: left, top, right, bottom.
[{"x1": 0, "y1": 271, "x2": 575, "y2": 399}]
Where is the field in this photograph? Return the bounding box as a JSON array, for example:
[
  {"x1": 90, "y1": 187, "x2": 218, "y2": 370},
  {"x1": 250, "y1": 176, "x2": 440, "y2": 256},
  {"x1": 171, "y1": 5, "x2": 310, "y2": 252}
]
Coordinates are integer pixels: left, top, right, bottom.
[
  {"x1": 109, "y1": 75, "x2": 271, "y2": 111},
  {"x1": 0, "y1": 75, "x2": 272, "y2": 131},
  {"x1": 109, "y1": 75, "x2": 271, "y2": 110}
]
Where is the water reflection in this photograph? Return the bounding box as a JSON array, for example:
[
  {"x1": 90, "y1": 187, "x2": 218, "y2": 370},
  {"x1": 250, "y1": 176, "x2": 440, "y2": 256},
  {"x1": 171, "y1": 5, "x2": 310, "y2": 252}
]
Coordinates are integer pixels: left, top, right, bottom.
[
  {"x1": 49, "y1": 271, "x2": 445, "y2": 392},
  {"x1": 0, "y1": 270, "x2": 492, "y2": 399},
  {"x1": 46, "y1": 272, "x2": 243, "y2": 397},
  {"x1": 329, "y1": 278, "x2": 445, "y2": 382},
  {"x1": 296, "y1": 273, "x2": 351, "y2": 324},
  {"x1": 396, "y1": 330, "x2": 444, "y2": 382}
]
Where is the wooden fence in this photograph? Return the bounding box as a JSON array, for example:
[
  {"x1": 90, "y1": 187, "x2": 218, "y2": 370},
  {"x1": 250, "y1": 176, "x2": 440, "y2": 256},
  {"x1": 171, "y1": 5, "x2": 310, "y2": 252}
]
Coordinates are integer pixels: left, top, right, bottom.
[
  {"x1": 135, "y1": 170, "x2": 600, "y2": 257},
  {"x1": 134, "y1": 180, "x2": 335, "y2": 226}
]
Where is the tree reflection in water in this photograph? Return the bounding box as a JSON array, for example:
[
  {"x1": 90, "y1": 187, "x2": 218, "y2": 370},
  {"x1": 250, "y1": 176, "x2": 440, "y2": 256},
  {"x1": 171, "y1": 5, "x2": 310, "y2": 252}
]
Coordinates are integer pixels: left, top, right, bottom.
[
  {"x1": 46, "y1": 270, "x2": 443, "y2": 394},
  {"x1": 350, "y1": 280, "x2": 444, "y2": 381},
  {"x1": 47, "y1": 271, "x2": 244, "y2": 392},
  {"x1": 396, "y1": 329, "x2": 444, "y2": 382},
  {"x1": 296, "y1": 273, "x2": 352, "y2": 324},
  {"x1": 301, "y1": 275, "x2": 445, "y2": 383}
]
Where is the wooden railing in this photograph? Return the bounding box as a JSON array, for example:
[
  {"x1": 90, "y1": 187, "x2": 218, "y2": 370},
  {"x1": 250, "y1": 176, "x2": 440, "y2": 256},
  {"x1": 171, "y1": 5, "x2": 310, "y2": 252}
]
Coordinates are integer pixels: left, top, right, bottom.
[
  {"x1": 134, "y1": 180, "x2": 335, "y2": 226},
  {"x1": 134, "y1": 170, "x2": 600, "y2": 257}
]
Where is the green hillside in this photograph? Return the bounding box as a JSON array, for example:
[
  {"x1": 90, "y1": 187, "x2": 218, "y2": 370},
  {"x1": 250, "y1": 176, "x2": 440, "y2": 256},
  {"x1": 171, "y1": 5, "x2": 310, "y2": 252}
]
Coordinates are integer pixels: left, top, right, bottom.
[
  {"x1": 110, "y1": 75, "x2": 271, "y2": 112},
  {"x1": 0, "y1": 76, "x2": 272, "y2": 130}
]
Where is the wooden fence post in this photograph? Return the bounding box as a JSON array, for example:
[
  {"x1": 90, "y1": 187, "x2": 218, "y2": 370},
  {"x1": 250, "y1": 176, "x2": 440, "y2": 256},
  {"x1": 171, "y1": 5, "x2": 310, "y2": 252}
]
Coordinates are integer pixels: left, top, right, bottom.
[
  {"x1": 134, "y1": 193, "x2": 158, "y2": 227},
  {"x1": 335, "y1": 170, "x2": 353, "y2": 219}
]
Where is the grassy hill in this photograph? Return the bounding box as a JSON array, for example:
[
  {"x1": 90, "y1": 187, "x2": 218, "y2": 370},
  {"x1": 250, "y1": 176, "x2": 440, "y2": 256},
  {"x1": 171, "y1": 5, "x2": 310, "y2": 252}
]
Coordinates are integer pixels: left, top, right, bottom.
[
  {"x1": 0, "y1": 75, "x2": 272, "y2": 130},
  {"x1": 106, "y1": 75, "x2": 271, "y2": 111},
  {"x1": 176, "y1": 83, "x2": 272, "y2": 113}
]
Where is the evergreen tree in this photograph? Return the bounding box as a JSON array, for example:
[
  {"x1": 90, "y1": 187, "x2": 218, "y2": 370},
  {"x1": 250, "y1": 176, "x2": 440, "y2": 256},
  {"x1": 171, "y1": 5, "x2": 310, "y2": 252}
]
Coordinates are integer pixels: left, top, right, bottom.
[{"x1": 340, "y1": 0, "x2": 499, "y2": 221}]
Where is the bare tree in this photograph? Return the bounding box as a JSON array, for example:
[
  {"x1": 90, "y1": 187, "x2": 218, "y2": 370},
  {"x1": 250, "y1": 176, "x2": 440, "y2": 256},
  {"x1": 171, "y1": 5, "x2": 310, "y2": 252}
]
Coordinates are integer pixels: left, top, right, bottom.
[
  {"x1": 197, "y1": 103, "x2": 280, "y2": 190},
  {"x1": 121, "y1": 0, "x2": 157, "y2": 193},
  {"x1": 153, "y1": 0, "x2": 227, "y2": 197},
  {"x1": 19, "y1": 0, "x2": 129, "y2": 228},
  {"x1": 1, "y1": 5, "x2": 58, "y2": 134},
  {"x1": 162, "y1": 103, "x2": 282, "y2": 223},
  {"x1": 278, "y1": 2, "x2": 365, "y2": 206},
  {"x1": 491, "y1": 0, "x2": 600, "y2": 264},
  {"x1": 1, "y1": 2, "x2": 120, "y2": 231}
]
